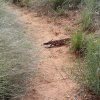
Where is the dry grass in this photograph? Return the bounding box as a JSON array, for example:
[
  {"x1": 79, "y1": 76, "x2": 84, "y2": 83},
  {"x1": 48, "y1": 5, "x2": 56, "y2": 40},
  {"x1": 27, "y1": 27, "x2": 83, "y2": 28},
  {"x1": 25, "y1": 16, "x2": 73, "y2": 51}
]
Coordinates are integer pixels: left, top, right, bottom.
[{"x1": 0, "y1": 1, "x2": 37, "y2": 99}]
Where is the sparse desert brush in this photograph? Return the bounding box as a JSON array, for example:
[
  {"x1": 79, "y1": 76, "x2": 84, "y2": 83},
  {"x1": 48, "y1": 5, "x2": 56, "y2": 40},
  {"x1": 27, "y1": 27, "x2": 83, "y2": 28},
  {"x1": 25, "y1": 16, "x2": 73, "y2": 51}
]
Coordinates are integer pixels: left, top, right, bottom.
[
  {"x1": 80, "y1": 37, "x2": 100, "y2": 95},
  {"x1": 80, "y1": 0, "x2": 99, "y2": 31},
  {"x1": 20, "y1": 0, "x2": 31, "y2": 6},
  {"x1": 52, "y1": 0, "x2": 65, "y2": 10},
  {"x1": 12, "y1": 0, "x2": 31, "y2": 6},
  {"x1": 81, "y1": 8, "x2": 93, "y2": 31},
  {"x1": 0, "y1": 2, "x2": 36, "y2": 99},
  {"x1": 56, "y1": 7, "x2": 68, "y2": 16},
  {"x1": 84, "y1": 0, "x2": 96, "y2": 11},
  {"x1": 70, "y1": 36, "x2": 100, "y2": 95},
  {"x1": 70, "y1": 30, "x2": 86, "y2": 55}
]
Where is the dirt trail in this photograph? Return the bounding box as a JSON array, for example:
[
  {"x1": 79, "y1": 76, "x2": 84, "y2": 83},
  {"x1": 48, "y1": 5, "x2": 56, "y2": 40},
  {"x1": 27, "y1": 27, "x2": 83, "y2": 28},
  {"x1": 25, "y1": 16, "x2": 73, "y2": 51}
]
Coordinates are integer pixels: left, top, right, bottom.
[{"x1": 8, "y1": 5, "x2": 79, "y2": 100}]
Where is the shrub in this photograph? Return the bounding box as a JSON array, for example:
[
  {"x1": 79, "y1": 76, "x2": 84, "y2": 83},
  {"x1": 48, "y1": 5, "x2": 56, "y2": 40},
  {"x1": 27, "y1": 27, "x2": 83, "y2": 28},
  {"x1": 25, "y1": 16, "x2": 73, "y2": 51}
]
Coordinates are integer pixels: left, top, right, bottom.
[
  {"x1": 83, "y1": 0, "x2": 96, "y2": 11},
  {"x1": 52, "y1": 0, "x2": 65, "y2": 10},
  {"x1": 56, "y1": 7, "x2": 68, "y2": 16},
  {"x1": 20, "y1": 0, "x2": 30, "y2": 6},
  {"x1": 62, "y1": 0, "x2": 82, "y2": 9},
  {"x1": 52, "y1": 0, "x2": 82, "y2": 10},
  {"x1": 12, "y1": 0, "x2": 31, "y2": 6},
  {"x1": 81, "y1": 8, "x2": 93, "y2": 31},
  {"x1": 70, "y1": 36, "x2": 100, "y2": 95},
  {"x1": 80, "y1": 38, "x2": 100, "y2": 95},
  {"x1": 31, "y1": 0, "x2": 82, "y2": 16},
  {"x1": 80, "y1": 0, "x2": 98, "y2": 31},
  {"x1": 95, "y1": 0, "x2": 100, "y2": 12},
  {"x1": 70, "y1": 30, "x2": 86, "y2": 55}
]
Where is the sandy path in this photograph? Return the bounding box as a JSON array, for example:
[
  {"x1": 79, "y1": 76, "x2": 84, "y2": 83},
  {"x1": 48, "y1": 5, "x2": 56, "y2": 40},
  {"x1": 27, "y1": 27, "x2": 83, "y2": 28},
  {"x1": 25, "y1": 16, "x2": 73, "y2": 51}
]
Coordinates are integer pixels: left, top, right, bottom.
[{"x1": 8, "y1": 5, "x2": 78, "y2": 100}]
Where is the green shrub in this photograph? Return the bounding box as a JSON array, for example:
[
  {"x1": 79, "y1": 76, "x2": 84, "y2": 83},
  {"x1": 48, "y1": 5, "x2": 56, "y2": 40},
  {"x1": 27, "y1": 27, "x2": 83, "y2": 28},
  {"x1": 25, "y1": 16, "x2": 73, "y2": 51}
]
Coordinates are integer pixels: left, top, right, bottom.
[
  {"x1": 80, "y1": 38, "x2": 100, "y2": 95},
  {"x1": 80, "y1": 0, "x2": 98, "y2": 31},
  {"x1": 95, "y1": 0, "x2": 100, "y2": 12},
  {"x1": 70, "y1": 30, "x2": 86, "y2": 55},
  {"x1": 72, "y1": 36, "x2": 100, "y2": 93},
  {"x1": 62, "y1": 0, "x2": 82, "y2": 9},
  {"x1": 40, "y1": 0, "x2": 82, "y2": 15},
  {"x1": 69, "y1": 36, "x2": 100, "y2": 95},
  {"x1": 20, "y1": 0, "x2": 30, "y2": 6},
  {"x1": 52, "y1": 0, "x2": 81, "y2": 10},
  {"x1": 13, "y1": 0, "x2": 31, "y2": 6},
  {"x1": 56, "y1": 7, "x2": 68, "y2": 16},
  {"x1": 81, "y1": 8, "x2": 93, "y2": 31},
  {"x1": 84, "y1": 0, "x2": 96, "y2": 11},
  {"x1": 52, "y1": 0, "x2": 65, "y2": 10}
]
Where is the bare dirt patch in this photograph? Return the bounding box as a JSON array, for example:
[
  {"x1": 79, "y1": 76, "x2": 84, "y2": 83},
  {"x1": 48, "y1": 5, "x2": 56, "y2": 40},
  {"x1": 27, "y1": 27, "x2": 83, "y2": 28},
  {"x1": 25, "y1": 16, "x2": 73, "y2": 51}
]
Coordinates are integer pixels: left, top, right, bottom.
[{"x1": 7, "y1": 5, "x2": 80, "y2": 100}]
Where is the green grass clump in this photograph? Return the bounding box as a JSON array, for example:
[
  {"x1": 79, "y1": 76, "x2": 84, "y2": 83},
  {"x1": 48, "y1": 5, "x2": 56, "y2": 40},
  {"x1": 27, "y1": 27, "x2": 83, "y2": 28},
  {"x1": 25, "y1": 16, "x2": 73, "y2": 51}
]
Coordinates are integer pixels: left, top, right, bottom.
[
  {"x1": 70, "y1": 30, "x2": 86, "y2": 55},
  {"x1": 80, "y1": 38, "x2": 100, "y2": 95},
  {"x1": 70, "y1": 36, "x2": 100, "y2": 95},
  {"x1": 80, "y1": 0, "x2": 98, "y2": 31},
  {"x1": 52, "y1": 0, "x2": 65, "y2": 10},
  {"x1": 13, "y1": 0, "x2": 31, "y2": 6},
  {"x1": 20, "y1": 0, "x2": 31, "y2": 6},
  {"x1": 56, "y1": 7, "x2": 68, "y2": 16},
  {"x1": 81, "y1": 8, "x2": 93, "y2": 31},
  {"x1": 52, "y1": 0, "x2": 81, "y2": 11},
  {"x1": 84, "y1": 0, "x2": 96, "y2": 11}
]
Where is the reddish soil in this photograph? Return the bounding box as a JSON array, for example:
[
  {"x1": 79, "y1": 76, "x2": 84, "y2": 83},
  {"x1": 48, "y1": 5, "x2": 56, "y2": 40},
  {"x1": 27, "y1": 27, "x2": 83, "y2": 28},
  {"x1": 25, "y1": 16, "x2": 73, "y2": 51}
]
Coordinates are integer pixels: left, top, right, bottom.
[{"x1": 8, "y1": 5, "x2": 81, "y2": 100}]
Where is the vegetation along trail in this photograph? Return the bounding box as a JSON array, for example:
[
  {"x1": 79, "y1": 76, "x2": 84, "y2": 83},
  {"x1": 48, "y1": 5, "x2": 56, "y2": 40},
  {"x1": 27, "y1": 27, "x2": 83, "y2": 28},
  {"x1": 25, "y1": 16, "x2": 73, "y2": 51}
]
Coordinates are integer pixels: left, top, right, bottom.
[
  {"x1": 0, "y1": 1, "x2": 38, "y2": 100},
  {"x1": 1, "y1": 0, "x2": 100, "y2": 99},
  {"x1": 6, "y1": 3, "x2": 80, "y2": 100}
]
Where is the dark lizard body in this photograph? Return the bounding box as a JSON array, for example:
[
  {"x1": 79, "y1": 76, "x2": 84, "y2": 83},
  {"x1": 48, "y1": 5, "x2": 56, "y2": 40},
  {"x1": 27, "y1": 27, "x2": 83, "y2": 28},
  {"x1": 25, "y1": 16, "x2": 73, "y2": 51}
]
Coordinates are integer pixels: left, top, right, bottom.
[{"x1": 43, "y1": 38, "x2": 70, "y2": 48}]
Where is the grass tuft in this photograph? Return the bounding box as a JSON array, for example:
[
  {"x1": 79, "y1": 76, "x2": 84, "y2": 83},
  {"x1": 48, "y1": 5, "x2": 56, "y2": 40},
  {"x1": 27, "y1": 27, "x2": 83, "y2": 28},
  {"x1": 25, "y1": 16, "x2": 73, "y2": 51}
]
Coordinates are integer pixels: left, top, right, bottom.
[
  {"x1": 81, "y1": 8, "x2": 93, "y2": 31},
  {"x1": 70, "y1": 30, "x2": 86, "y2": 56},
  {"x1": 69, "y1": 36, "x2": 100, "y2": 95}
]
